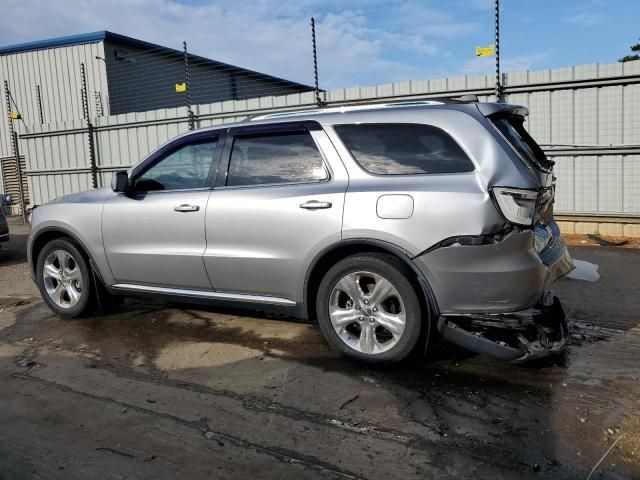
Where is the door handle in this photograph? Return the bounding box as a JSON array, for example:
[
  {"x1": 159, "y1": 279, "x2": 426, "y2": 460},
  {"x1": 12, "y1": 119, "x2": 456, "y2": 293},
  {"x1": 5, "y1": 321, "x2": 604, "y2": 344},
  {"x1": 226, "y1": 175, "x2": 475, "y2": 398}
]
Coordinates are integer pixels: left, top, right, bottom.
[
  {"x1": 299, "y1": 200, "x2": 332, "y2": 210},
  {"x1": 174, "y1": 204, "x2": 200, "y2": 212}
]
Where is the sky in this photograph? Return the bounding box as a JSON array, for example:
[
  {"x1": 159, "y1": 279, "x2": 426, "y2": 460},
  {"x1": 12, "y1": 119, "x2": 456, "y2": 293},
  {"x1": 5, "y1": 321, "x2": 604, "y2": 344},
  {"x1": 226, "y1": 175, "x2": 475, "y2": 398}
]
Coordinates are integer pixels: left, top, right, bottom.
[{"x1": 1, "y1": 0, "x2": 639, "y2": 89}]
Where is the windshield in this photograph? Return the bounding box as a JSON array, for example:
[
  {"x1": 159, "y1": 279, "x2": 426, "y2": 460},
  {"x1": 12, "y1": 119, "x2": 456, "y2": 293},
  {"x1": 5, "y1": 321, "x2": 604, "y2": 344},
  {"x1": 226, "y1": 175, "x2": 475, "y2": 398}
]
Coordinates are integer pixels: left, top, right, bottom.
[{"x1": 491, "y1": 115, "x2": 554, "y2": 172}]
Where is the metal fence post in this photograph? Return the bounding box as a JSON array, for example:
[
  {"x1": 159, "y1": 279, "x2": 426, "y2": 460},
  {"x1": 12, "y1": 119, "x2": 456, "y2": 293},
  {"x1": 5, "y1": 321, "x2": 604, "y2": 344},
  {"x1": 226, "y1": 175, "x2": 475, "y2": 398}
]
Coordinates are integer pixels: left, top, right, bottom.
[
  {"x1": 311, "y1": 17, "x2": 323, "y2": 107},
  {"x1": 183, "y1": 41, "x2": 195, "y2": 130},
  {"x1": 494, "y1": 0, "x2": 504, "y2": 102},
  {"x1": 11, "y1": 132, "x2": 27, "y2": 223},
  {"x1": 80, "y1": 63, "x2": 99, "y2": 189},
  {"x1": 501, "y1": 72, "x2": 508, "y2": 102},
  {"x1": 36, "y1": 85, "x2": 44, "y2": 124},
  {"x1": 3, "y1": 80, "x2": 27, "y2": 222}
]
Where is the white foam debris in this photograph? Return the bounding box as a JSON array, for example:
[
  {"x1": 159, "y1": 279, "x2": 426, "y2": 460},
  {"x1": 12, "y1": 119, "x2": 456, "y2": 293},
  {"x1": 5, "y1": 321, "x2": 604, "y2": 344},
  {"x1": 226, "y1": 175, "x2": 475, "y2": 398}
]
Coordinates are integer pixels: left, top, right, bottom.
[{"x1": 566, "y1": 260, "x2": 600, "y2": 282}]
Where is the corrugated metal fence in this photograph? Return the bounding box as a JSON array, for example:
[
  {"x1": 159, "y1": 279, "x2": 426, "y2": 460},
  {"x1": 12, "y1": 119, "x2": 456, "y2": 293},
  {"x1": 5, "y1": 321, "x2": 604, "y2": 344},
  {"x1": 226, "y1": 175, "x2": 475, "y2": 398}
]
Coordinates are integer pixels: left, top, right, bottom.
[{"x1": 16, "y1": 60, "x2": 640, "y2": 218}]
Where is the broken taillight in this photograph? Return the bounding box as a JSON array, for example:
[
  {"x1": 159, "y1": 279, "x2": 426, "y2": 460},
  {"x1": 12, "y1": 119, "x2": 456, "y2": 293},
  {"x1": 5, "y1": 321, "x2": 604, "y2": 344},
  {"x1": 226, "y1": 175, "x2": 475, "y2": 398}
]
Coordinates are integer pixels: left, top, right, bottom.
[{"x1": 491, "y1": 187, "x2": 539, "y2": 227}]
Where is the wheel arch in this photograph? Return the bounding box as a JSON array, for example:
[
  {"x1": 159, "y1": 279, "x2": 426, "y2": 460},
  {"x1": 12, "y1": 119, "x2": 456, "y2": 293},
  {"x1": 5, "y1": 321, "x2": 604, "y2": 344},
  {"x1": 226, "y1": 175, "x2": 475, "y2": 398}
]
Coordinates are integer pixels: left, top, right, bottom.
[
  {"x1": 303, "y1": 239, "x2": 440, "y2": 323},
  {"x1": 29, "y1": 227, "x2": 106, "y2": 286}
]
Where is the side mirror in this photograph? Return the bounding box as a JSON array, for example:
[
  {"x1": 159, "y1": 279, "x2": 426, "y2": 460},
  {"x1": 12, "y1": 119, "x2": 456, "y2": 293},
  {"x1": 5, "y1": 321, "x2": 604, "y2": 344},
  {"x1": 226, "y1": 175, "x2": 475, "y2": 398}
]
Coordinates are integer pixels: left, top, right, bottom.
[{"x1": 111, "y1": 171, "x2": 131, "y2": 193}]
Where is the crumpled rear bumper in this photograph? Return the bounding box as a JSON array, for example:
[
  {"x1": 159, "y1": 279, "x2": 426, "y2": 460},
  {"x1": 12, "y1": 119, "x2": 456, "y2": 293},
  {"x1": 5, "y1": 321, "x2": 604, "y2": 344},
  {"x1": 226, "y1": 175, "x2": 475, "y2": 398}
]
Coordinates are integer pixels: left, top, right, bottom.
[
  {"x1": 437, "y1": 292, "x2": 568, "y2": 363},
  {"x1": 425, "y1": 219, "x2": 573, "y2": 363}
]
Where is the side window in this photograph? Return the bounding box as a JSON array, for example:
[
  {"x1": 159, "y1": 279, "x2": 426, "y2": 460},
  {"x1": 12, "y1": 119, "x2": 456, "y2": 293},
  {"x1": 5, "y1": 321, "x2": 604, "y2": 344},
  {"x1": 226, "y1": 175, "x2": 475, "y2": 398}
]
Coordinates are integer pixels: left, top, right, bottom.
[
  {"x1": 226, "y1": 131, "x2": 328, "y2": 187},
  {"x1": 334, "y1": 123, "x2": 474, "y2": 175},
  {"x1": 135, "y1": 139, "x2": 217, "y2": 192}
]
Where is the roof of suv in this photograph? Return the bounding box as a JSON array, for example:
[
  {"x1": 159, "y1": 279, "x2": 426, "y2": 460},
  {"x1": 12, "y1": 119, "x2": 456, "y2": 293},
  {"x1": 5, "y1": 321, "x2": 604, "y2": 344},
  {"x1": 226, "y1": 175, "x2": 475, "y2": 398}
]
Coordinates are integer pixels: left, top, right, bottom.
[
  {"x1": 188, "y1": 100, "x2": 527, "y2": 138},
  {"x1": 240, "y1": 100, "x2": 523, "y2": 129},
  {"x1": 250, "y1": 99, "x2": 481, "y2": 124}
]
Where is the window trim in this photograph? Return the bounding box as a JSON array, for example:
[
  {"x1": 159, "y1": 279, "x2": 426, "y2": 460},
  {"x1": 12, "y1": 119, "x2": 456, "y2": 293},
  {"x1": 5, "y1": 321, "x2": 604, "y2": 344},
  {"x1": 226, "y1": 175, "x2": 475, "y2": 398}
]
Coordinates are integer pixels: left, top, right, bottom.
[
  {"x1": 129, "y1": 130, "x2": 224, "y2": 194},
  {"x1": 332, "y1": 122, "x2": 476, "y2": 177},
  {"x1": 216, "y1": 121, "x2": 332, "y2": 189}
]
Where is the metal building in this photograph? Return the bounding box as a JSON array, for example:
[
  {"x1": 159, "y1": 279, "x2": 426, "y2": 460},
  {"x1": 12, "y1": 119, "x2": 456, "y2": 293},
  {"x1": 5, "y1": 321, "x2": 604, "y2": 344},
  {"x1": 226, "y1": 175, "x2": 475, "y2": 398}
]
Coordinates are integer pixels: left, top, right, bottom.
[{"x1": 0, "y1": 31, "x2": 314, "y2": 209}]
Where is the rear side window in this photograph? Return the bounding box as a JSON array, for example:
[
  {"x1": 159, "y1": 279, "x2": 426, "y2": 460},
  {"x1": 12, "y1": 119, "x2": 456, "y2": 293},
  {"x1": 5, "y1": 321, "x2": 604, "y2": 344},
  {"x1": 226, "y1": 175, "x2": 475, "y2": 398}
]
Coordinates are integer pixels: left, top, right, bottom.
[
  {"x1": 490, "y1": 115, "x2": 554, "y2": 171},
  {"x1": 334, "y1": 123, "x2": 474, "y2": 175},
  {"x1": 227, "y1": 131, "x2": 328, "y2": 186}
]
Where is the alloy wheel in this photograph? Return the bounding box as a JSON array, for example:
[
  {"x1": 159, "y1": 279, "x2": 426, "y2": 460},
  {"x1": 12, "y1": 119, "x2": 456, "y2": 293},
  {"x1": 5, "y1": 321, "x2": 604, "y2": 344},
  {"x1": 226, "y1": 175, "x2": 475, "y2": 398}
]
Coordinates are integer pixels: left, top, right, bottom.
[
  {"x1": 42, "y1": 249, "x2": 84, "y2": 309},
  {"x1": 328, "y1": 271, "x2": 407, "y2": 354}
]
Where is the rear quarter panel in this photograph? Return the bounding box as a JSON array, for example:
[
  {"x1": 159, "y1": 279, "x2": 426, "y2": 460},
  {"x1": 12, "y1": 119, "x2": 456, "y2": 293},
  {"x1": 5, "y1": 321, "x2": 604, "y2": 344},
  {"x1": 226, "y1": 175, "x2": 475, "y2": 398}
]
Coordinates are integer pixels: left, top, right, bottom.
[{"x1": 323, "y1": 109, "x2": 534, "y2": 255}]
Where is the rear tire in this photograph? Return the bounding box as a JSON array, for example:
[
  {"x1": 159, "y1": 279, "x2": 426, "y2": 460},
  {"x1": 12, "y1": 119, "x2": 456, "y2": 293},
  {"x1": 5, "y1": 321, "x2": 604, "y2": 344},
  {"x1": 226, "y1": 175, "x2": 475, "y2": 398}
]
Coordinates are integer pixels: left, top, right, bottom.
[
  {"x1": 36, "y1": 238, "x2": 93, "y2": 317},
  {"x1": 316, "y1": 253, "x2": 425, "y2": 364}
]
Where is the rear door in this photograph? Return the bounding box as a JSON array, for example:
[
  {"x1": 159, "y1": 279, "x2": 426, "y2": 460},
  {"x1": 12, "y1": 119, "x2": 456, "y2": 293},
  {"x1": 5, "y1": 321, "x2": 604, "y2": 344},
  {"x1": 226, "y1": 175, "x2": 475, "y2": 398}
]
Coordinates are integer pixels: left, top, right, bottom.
[
  {"x1": 204, "y1": 121, "x2": 348, "y2": 303},
  {"x1": 102, "y1": 131, "x2": 221, "y2": 289}
]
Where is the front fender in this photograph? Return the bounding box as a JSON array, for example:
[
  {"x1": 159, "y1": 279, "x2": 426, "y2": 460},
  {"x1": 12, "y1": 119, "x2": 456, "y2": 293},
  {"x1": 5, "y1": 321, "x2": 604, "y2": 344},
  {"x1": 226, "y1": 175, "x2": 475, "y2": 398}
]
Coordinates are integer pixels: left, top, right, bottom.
[{"x1": 28, "y1": 205, "x2": 114, "y2": 286}]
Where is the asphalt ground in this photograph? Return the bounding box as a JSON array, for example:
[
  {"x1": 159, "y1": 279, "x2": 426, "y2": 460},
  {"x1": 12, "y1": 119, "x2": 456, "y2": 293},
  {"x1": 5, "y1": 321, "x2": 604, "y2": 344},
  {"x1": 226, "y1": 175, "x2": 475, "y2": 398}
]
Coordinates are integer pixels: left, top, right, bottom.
[{"x1": 1, "y1": 222, "x2": 638, "y2": 479}]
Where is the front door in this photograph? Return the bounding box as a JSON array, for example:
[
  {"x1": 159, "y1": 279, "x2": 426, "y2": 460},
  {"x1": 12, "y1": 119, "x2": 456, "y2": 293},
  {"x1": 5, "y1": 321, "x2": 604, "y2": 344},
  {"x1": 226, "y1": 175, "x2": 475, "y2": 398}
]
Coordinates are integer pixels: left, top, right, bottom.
[
  {"x1": 204, "y1": 123, "x2": 348, "y2": 303},
  {"x1": 102, "y1": 133, "x2": 220, "y2": 289}
]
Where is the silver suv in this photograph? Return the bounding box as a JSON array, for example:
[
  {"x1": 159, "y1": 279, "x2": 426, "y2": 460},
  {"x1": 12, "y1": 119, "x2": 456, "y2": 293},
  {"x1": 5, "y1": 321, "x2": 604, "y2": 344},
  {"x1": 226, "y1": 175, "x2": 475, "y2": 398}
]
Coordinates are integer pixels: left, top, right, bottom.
[{"x1": 27, "y1": 100, "x2": 573, "y2": 363}]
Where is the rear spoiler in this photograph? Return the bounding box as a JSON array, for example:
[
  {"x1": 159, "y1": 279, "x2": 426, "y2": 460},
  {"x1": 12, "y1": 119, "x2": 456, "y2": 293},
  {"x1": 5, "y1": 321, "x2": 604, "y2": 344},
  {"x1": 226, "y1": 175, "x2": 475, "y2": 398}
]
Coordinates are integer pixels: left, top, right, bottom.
[{"x1": 476, "y1": 103, "x2": 528, "y2": 118}]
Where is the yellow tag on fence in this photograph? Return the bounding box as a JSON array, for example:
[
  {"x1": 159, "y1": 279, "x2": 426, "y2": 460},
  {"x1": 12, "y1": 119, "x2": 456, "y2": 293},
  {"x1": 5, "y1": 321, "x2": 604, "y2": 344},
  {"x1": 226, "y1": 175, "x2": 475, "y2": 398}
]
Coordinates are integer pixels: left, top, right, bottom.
[
  {"x1": 175, "y1": 82, "x2": 187, "y2": 92},
  {"x1": 9, "y1": 112, "x2": 21, "y2": 119},
  {"x1": 475, "y1": 44, "x2": 495, "y2": 57}
]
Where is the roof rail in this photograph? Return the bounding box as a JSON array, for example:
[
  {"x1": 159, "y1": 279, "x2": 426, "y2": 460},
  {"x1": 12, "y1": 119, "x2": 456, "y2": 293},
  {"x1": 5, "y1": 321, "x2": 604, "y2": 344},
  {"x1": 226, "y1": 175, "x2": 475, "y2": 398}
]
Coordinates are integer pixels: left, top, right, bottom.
[
  {"x1": 251, "y1": 96, "x2": 479, "y2": 121},
  {"x1": 422, "y1": 94, "x2": 479, "y2": 103}
]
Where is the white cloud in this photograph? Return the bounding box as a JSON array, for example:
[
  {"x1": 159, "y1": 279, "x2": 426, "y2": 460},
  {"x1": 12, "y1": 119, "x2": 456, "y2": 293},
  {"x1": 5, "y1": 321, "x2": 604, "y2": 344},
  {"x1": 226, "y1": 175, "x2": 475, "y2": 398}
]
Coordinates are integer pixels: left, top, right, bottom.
[
  {"x1": 466, "y1": 0, "x2": 494, "y2": 11},
  {"x1": 462, "y1": 52, "x2": 548, "y2": 77},
  {"x1": 395, "y1": 3, "x2": 480, "y2": 38},
  {"x1": 0, "y1": 0, "x2": 557, "y2": 90},
  {"x1": 562, "y1": 12, "x2": 605, "y2": 26},
  {"x1": 1, "y1": 0, "x2": 485, "y2": 88}
]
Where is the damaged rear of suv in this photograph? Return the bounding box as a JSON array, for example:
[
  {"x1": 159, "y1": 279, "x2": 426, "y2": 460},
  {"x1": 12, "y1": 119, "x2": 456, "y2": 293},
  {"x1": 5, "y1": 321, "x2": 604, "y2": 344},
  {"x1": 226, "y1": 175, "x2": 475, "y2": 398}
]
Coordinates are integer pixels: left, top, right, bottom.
[
  {"x1": 304, "y1": 99, "x2": 573, "y2": 364},
  {"x1": 408, "y1": 103, "x2": 574, "y2": 362}
]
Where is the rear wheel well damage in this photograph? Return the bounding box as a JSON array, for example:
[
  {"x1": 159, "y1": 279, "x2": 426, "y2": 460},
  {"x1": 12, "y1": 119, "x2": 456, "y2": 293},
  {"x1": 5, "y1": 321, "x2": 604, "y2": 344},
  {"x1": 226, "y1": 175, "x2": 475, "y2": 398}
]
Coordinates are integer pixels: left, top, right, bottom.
[{"x1": 304, "y1": 241, "x2": 438, "y2": 326}]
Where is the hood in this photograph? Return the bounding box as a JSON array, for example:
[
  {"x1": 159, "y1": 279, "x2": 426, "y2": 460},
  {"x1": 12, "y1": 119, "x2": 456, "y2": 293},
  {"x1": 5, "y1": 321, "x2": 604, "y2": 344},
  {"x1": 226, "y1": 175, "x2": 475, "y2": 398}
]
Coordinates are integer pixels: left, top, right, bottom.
[{"x1": 47, "y1": 187, "x2": 113, "y2": 205}]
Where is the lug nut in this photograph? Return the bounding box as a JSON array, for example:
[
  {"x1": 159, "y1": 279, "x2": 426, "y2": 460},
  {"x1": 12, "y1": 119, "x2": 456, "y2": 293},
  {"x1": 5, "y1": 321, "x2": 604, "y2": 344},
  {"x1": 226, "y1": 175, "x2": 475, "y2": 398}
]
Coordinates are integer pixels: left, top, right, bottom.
[
  {"x1": 372, "y1": 307, "x2": 378, "y2": 312},
  {"x1": 359, "y1": 316, "x2": 364, "y2": 322},
  {"x1": 369, "y1": 317, "x2": 375, "y2": 323},
  {"x1": 355, "y1": 305, "x2": 361, "y2": 311},
  {"x1": 364, "y1": 300, "x2": 369, "y2": 305}
]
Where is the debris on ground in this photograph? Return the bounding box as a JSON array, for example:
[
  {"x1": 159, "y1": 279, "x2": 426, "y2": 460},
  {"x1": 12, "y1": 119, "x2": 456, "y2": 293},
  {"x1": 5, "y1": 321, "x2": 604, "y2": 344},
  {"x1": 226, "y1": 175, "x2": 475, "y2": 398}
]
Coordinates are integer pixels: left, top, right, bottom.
[
  {"x1": 587, "y1": 234, "x2": 629, "y2": 247},
  {"x1": 339, "y1": 393, "x2": 359, "y2": 410},
  {"x1": 586, "y1": 433, "x2": 625, "y2": 480},
  {"x1": 566, "y1": 260, "x2": 600, "y2": 282},
  {"x1": 16, "y1": 358, "x2": 36, "y2": 368},
  {"x1": 564, "y1": 233, "x2": 639, "y2": 249}
]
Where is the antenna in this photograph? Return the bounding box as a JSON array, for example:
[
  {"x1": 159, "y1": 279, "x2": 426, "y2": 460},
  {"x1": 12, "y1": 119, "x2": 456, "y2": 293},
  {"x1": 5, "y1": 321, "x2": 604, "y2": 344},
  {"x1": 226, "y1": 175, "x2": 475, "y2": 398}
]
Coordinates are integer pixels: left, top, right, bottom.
[{"x1": 311, "y1": 17, "x2": 323, "y2": 107}]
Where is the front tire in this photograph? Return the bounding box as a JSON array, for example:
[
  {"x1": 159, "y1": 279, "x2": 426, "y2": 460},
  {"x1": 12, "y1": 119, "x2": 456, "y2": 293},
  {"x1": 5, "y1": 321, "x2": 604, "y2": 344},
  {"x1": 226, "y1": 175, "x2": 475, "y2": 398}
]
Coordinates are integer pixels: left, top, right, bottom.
[
  {"x1": 316, "y1": 253, "x2": 425, "y2": 364},
  {"x1": 36, "y1": 238, "x2": 93, "y2": 317}
]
